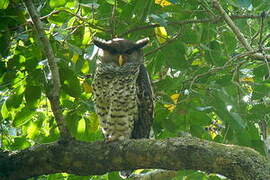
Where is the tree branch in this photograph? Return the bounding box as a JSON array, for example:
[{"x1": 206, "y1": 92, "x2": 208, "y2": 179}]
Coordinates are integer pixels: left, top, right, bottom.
[
  {"x1": 211, "y1": 0, "x2": 270, "y2": 61},
  {"x1": 0, "y1": 137, "x2": 269, "y2": 180},
  {"x1": 23, "y1": 0, "x2": 71, "y2": 139},
  {"x1": 60, "y1": 9, "x2": 110, "y2": 32},
  {"x1": 120, "y1": 14, "x2": 260, "y2": 37},
  {"x1": 144, "y1": 33, "x2": 181, "y2": 57},
  {"x1": 211, "y1": 0, "x2": 253, "y2": 51}
]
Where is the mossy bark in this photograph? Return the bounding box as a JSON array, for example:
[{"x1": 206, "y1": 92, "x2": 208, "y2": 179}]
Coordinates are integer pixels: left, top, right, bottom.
[{"x1": 0, "y1": 137, "x2": 269, "y2": 180}]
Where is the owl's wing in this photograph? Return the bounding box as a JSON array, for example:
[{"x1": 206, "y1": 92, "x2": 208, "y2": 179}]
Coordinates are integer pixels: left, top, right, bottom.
[{"x1": 132, "y1": 64, "x2": 154, "y2": 139}]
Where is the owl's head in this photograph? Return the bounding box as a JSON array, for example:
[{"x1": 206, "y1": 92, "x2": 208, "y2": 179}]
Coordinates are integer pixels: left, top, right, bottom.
[{"x1": 93, "y1": 37, "x2": 149, "y2": 68}]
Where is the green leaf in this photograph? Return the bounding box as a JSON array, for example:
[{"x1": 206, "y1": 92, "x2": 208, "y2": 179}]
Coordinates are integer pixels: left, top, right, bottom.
[
  {"x1": 208, "y1": 88, "x2": 246, "y2": 129},
  {"x1": 46, "y1": 173, "x2": 65, "y2": 180},
  {"x1": 82, "y1": 27, "x2": 91, "y2": 45},
  {"x1": 208, "y1": 174, "x2": 225, "y2": 180},
  {"x1": 147, "y1": 51, "x2": 165, "y2": 74},
  {"x1": 166, "y1": 41, "x2": 188, "y2": 69},
  {"x1": 189, "y1": 110, "x2": 211, "y2": 126},
  {"x1": 65, "y1": 111, "x2": 81, "y2": 136},
  {"x1": 0, "y1": 0, "x2": 9, "y2": 9},
  {"x1": 2, "y1": 72, "x2": 16, "y2": 89},
  {"x1": 186, "y1": 171, "x2": 207, "y2": 179},
  {"x1": 59, "y1": 63, "x2": 82, "y2": 98},
  {"x1": 68, "y1": 43, "x2": 83, "y2": 55},
  {"x1": 252, "y1": 81, "x2": 270, "y2": 99},
  {"x1": 149, "y1": 14, "x2": 167, "y2": 26},
  {"x1": 235, "y1": 129, "x2": 251, "y2": 146},
  {"x1": 181, "y1": 29, "x2": 200, "y2": 44},
  {"x1": 154, "y1": 77, "x2": 180, "y2": 93},
  {"x1": 26, "y1": 121, "x2": 39, "y2": 139},
  {"x1": 48, "y1": 11, "x2": 70, "y2": 26},
  {"x1": 49, "y1": 0, "x2": 67, "y2": 8},
  {"x1": 190, "y1": 125, "x2": 205, "y2": 138},
  {"x1": 1, "y1": 101, "x2": 9, "y2": 119},
  {"x1": 76, "y1": 118, "x2": 86, "y2": 138},
  {"x1": 108, "y1": 172, "x2": 121, "y2": 180},
  {"x1": 25, "y1": 85, "x2": 41, "y2": 106},
  {"x1": 221, "y1": 31, "x2": 237, "y2": 54},
  {"x1": 254, "y1": 65, "x2": 268, "y2": 82},
  {"x1": 10, "y1": 137, "x2": 31, "y2": 150},
  {"x1": 13, "y1": 107, "x2": 35, "y2": 127},
  {"x1": 105, "y1": 0, "x2": 115, "y2": 5},
  {"x1": 205, "y1": 40, "x2": 226, "y2": 66},
  {"x1": 200, "y1": 24, "x2": 216, "y2": 43}
]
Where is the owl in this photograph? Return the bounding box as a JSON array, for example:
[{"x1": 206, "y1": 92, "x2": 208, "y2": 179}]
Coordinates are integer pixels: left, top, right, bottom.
[{"x1": 92, "y1": 37, "x2": 153, "y2": 143}]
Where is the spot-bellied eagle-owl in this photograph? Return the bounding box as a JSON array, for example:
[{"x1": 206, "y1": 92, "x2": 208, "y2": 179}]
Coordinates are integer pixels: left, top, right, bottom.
[
  {"x1": 92, "y1": 37, "x2": 153, "y2": 141},
  {"x1": 92, "y1": 37, "x2": 154, "y2": 177}
]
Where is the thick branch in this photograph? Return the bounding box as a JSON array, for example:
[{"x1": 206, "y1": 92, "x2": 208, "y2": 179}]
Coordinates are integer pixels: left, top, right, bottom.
[
  {"x1": 0, "y1": 137, "x2": 269, "y2": 180},
  {"x1": 23, "y1": 0, "x2": 70, "y2": 138}
]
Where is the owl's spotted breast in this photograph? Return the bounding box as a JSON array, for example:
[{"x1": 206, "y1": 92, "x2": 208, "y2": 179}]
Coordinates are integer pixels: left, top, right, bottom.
[{"x1": 93, "y1": 67, "x2": 140, "y2": 141}]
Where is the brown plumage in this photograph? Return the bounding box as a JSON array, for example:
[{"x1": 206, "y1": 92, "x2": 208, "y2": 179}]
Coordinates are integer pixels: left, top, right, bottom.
[
  {"x1": 92, "y1": 37, "x2": 154, "y2": 178},
  {"x1": 92, "y1": 37, "x2": 153, "y2": 141}
]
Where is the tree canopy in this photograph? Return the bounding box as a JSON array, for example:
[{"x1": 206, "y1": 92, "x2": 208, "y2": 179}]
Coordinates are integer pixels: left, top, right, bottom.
[{"x1": 1, "y1": 0, "x2": 270, "y2": 179}]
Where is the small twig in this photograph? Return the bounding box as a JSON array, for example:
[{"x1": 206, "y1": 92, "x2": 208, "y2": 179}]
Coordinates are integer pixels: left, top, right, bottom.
[
  {"x1": 60, "y1": 9, "x2": 110, "y2": 32},
  {"x1": 40, "y1": 10, "x2": 60, "y2": 20},
  {"x1": 258, "y1": 12, "x2": 266, "y2": 48},
  {"x1": 263, "y1": 47, "x2": 270, "y2": 51},
  {"x1": 53, "y1": 24, "x2": 84, "y2": 37},
  {"x1": 250, "y1": 31, "x2": 260, "y2": 48},
  {"x1": 110, "y1": 0, "x2": 117, "y2": 38},
  {"x1": 262, "y1": 51, "x2": 270, "y2": 78},
  {"x1": 262, "y1": 34, "x2": 270, "y2": 46},
  {"x1": 189, "y1": 51, "x2": 256, "y2": 90},
  {"x1": 199, "y1": 0, "x2": 216, "y2": 17},
  {"x1": 144, "y1": 33, "x2": 181, "y2": 57},
  {"x1": 251, "y1": 52, "x2": 270, "y2": 61},
  {"x1": 23, "y1": 0, "x2": 71, "y2": 139},
  {"x1": 231, "y1": 61, "x2": 246, "y2": 102}
]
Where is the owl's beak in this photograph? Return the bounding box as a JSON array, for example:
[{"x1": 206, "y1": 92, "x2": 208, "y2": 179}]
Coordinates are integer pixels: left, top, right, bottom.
[{"x1": 118, "y1": 55, "x2": 125, "y2": 66}]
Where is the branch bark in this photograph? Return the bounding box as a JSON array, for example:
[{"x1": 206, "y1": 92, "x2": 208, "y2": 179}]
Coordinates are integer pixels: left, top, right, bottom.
[
  {"x1": 0, "y1": 137, "x2": 269, "y2": 180},
  {"x1": 23, "y1": 0, "x2": 71, "y2": 139}
]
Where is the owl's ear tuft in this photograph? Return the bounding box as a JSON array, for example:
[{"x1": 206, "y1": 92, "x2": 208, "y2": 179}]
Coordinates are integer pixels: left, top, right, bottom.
[
  {"x1": 135, "y1": 37, "x2": 149, "y2": 49},
  {"x1": 93, "y1": 37, "x2": 111, "y2": 50}
]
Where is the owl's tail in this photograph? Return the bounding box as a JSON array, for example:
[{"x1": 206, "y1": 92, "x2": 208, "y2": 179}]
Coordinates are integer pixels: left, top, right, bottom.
[{"x1": 119, "y1": 170, "x2": 133, "y2": 179}]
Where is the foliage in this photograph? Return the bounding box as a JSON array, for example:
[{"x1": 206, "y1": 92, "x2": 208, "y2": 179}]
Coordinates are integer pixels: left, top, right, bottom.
[{"x1": 1, "y1": 0, "x2": 270, "y2": 179}]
